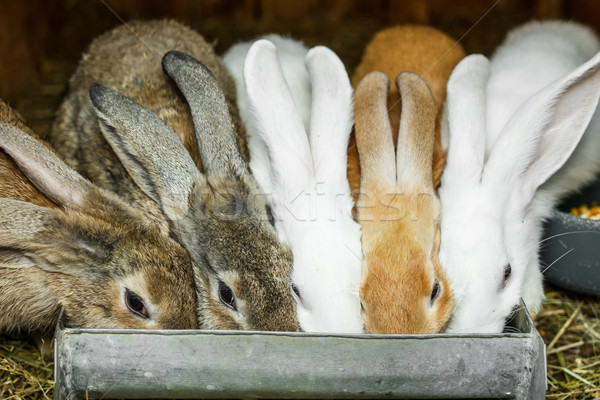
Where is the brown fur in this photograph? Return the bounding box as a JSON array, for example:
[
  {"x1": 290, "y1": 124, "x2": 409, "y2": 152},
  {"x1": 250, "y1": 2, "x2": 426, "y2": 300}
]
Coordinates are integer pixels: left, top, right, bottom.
[
  {"x1": 0, "y1": 100, "x2": 199, "y2": 334},
  {"x1": 354, "y1": 72, "x2": 453, "y2": 334},
  {"x1": 0, "y1": 100, "x2": 54, "y2": 207},
  {"x1": 348, "y1": 25, "x2": 466, "y2": 198},
  {"x1": 48, "y1": 19, "x2": 248, "y2": 233},
  {"x1": 47, "y1": 20, "x2": 299, "y2": 332}
]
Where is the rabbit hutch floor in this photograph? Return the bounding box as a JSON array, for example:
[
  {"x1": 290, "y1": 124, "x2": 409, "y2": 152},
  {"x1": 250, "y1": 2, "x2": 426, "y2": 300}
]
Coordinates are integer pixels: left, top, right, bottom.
[{"x1": 1, "y1": 1, "x2": 600, "y2": 398}]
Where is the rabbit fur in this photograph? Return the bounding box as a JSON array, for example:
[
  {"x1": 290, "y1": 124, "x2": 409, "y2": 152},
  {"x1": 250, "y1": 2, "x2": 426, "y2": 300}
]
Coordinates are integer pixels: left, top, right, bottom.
[
  {"x1": 0, "y1": 99, "x2": 199, "y2": 335},
  {"x1": 354, "y1": 71, "x2": 453, "y2": 333},
  {"x1": 348, "y1": 25, "x2": 466, "y2": 199},
  {"x1": 487, "y1": 21, "x2": 600, "y2": 203},
  {"x1": 48, "y1": 20, "x2": 299, "y2": 331},
  {"x1": 224, "y1": 36, "x2": 363, "y2": 333},
  {"x1": 439, "y1": 21, "x2": 600, "y2": 333},
  {"x1": 223, "y1": 34, "x2": 312, "y2": 201}
]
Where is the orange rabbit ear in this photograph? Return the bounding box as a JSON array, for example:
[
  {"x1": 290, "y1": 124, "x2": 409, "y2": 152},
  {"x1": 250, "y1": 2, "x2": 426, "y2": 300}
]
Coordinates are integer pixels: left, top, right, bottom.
[
  {"x1": 395, "y1": 72, "x2": 437, "y2": 194},
  {"x1": 354, "y1": 71, "x2": 395, "y2": 190}
]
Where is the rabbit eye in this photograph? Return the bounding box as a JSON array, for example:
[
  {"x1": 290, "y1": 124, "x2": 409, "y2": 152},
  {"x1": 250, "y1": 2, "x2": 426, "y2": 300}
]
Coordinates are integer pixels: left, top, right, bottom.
[
  {"x1": 430, "y1": 281, "x2": 441, "y2": 304},
  {"x1": 502, "y1": 264, "x2": 512, "y2": 287},
  {"x1": 291, "y1": 283, "x2": 302, "y2": 301},
  {"x1": 125, "y1": 289, "x2": 149, "y2": 319},
  {"x1": 218, "y1": 280, "x2": 237, "y2": 311}
]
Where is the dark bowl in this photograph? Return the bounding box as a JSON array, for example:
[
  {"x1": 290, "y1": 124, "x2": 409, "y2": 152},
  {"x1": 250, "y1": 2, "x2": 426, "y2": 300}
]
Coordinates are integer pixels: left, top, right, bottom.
[{"x1": 540, "y1": 179, "x2": 600, "y2": 296}]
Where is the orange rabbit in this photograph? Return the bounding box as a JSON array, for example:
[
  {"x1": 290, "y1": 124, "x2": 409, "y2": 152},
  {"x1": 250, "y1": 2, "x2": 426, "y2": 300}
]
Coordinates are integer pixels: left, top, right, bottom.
[
  {"x1": 348, "y1": 25, "x2": 466, "y2": 196},
  {"x1": 354, "y1": 71, "x2": 453, "y2": 334}
]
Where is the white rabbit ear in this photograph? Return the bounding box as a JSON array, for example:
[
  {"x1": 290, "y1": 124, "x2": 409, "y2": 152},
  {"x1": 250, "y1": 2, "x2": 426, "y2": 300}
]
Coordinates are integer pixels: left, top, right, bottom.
[
  {"x1": 89, "y1": 83, "x2": 201, "y2": 220},
  {"x1": 485, "y1": 51, "x2": 600, "y2": 201},
  {"x1": 395, "y1": 72, "x2": 437, "y2": 193},
  {"x1": 354, "y1": 71, "x2": 396, "y2": 189},
  {"x1": 0, "y1": 121, "x2": 89, "y2": 209},
  {"x1": 443, "y1": 55, "x2": 489, "y2": 188},
  {"x1": 305, "y1": 46, "x2": 353, "y2": 192},
  {"x1": 244, "y1": 39, "x2": 315, "y2": 200}
]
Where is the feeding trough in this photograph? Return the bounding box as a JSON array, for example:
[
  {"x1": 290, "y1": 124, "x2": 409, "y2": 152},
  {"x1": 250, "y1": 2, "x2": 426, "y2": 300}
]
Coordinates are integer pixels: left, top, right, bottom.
[{"x1": 53, "y1": 301, "x2": 546, "y2": 399}]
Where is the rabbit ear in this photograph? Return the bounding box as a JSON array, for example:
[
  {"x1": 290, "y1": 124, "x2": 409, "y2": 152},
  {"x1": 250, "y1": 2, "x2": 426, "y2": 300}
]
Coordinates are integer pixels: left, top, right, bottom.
[
  {"x1": 354, "y1": 71, "x2": 396, "y2": 189},
  {"x1": 0, "y1": 121, "x2": 90, "y2": 209},
  {"x1": 244, "y1": 39, "x2": 315, "y2": 197},
  {"x1": 395, "y1": 72, "x2": 437, "y2": 193},
  {"x1": 0, "y1": 198, "x2": 105, "y2": 271},
  {"x1": 485, "y1": 51, "x2": 600, "y2": 200},
  {"x1": 305, "y1": 46, "x2": 353, "y2": 191},
  {"x1": 162, "y1": 50, "x2": 248, "y2": 178},
  {"x1": 89, "y1": 83, "x2": 201, "y2": 220},
  {"x1": 443, "y1": 54, "x2": 489, "y2": 188}
]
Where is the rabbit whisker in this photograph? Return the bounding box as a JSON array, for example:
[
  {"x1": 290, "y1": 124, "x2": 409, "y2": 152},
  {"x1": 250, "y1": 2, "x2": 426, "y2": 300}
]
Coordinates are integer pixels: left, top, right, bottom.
[
  {"x1": 540, "y1": 230, "x2": 600, "y2": 243},
  {"x1": 541, "y1": 248, "x2": 574, "y2": 274}
]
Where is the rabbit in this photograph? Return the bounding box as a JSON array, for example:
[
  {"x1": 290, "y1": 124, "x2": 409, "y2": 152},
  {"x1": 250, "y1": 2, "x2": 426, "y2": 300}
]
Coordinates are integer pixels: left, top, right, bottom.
[
  {"x1": 223, "y1": 34, "x2": 312, "y2": 201},
  {"x1": 47, "y1": 20, "x2": 300, "y2": 331},
  {"x1": 347, "y1": 25, "x2": 466, "y2": 200},
  {"x1": 438, "y1": 34, "x2": 600, "y2": 333},
  {"x1": 486, "y1": 21, "x2": 600, "y2": 204},
  {"x1": 354, "y1": 71, "x2": 453, "y2": 334},
  {"x1": 224, "y1": 38, "x2": 363, "y2": 333},
  {"x1": 48, "y1": 20, "x2": 248, "y2": 236},
  {"x1": 0, "y1": 98, "x2": 199, "y2": 336}
]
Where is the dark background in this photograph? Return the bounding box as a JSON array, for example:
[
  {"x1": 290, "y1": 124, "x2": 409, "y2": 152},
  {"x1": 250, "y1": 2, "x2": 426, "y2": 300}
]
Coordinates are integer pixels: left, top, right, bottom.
[{"x1": 1, "y1": 0, "x2": 599, "y2": 137}]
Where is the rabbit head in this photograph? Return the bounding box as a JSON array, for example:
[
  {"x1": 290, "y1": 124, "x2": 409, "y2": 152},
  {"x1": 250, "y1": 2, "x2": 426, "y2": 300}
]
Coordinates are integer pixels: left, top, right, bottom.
[
  {"x1": 354, "y1": 71, "x2": 453, "y2": 334},
  {"x1": 0, "y1": 101, "x2": 199, "y2": 332},
  {"x1": 439, "y1": 52, "x2": 600, "y2": 333},
  {"x1": 88, "y1": 51, "x2": 299, "y2": 332},
  {"x1": 348, "y1": 25, "x2": 466, "y2": 199},
  {"x1": 241, "y1": 39, "x2": 363, "y2": 333}
]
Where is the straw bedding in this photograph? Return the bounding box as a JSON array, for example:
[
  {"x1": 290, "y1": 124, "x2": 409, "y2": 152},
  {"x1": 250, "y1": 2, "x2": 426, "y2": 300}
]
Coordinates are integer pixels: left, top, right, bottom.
[{"x1": 1, "y1": 2, "x2": 599, "y2": 398}]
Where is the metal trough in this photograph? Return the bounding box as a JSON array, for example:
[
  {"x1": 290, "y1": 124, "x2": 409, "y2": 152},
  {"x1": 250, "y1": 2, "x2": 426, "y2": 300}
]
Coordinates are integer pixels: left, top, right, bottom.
[{"x1": 54, "y1": 300, "x2": 546, "y2": 399}]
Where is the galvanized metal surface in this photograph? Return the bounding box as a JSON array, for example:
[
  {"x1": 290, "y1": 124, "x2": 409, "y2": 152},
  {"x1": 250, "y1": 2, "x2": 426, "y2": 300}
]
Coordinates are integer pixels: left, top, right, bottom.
[{"x1": 54, "y1": 302, "x2": 546, "y2": 399}]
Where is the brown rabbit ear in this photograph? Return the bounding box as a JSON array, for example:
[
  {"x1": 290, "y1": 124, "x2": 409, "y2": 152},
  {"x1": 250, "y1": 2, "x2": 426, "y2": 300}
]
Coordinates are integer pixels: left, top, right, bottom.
[
  {"x1": 0, "y1": 198, "x2": 108, "y2": 273},
  {"x1": 395, "y1": 72, "x2": 437, "y2": 193},
  {"x1": 161, "y1": 51, "x2": 248, "y2": 179},
  {"x1": 0, "y1": 121, "x2": 89, "y2": 209},
  {"x1": 354, "y1": 71, "x2": 396, "y2": 189},
  {"x1": 89, "y1": 83, "x2": 203, "y2": 221}
]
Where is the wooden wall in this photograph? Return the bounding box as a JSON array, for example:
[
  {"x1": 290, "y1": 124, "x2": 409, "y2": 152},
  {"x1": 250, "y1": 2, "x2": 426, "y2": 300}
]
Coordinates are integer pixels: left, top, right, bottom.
[{"x1": 1, "y1": 0, "x2": 599, "y2": 132}]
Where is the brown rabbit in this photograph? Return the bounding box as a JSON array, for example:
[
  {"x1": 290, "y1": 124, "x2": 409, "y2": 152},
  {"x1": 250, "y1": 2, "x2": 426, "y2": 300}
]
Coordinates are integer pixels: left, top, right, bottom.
[
  {"x1": 48, "y1": 20, "x2": 248, "y2": 235},
  {"x1": 354, "y1": 72, "x2": 453, "y2": 334},
  {"x1": 0, "y1": 99, "x2": 199, "y2": 337},
  {"x1": 48, "y1": 20, "x2": 299, "y2": 331},
  {"x1": 348, "y1": 25, "x2": 466, "y2": 197}
]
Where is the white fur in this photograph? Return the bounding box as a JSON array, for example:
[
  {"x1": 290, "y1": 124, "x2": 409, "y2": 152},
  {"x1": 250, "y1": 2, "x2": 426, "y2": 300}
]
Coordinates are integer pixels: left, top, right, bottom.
[
  {"x1": 439, "y1": 22, "x2": 600, "y2": 333},
  {"x1": 223, "y1": 35, "x2": 311, "y2": 200},
  {"x1": 234, "y1": 38, "x2": 363, "y2": 333},
  {"x1": 487, "y1": 21, "x2": 600, "y2": 200}
]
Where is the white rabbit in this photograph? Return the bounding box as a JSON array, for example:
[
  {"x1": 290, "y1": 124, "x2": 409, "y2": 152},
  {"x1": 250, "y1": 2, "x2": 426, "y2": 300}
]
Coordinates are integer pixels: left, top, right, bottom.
[
  {"x1": 228, "y1": 38, "x2": 363, "y2": 333},
  {"x1": 487, "y1": 21, "x2": 600, "y2": 201},
  {"x1": 223, "y1": 34, "x2": 312, "y2": 201},
  {"x1": 439, "y1": 28, "x2": 600, "y2": 333}
]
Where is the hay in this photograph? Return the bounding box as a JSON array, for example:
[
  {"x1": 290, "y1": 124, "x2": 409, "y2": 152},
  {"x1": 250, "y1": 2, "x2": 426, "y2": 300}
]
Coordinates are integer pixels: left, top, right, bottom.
[
  {"x1": 1, "y1": 3, "x2": 599, "y2": 398},
  {"x1": 537, "y1": 288, "x2": 600, "y2": 398},
  {"x1": 2, "y1": 289, "x2": 599, "y2": 399},
  {"x1": 0, "y1": 337, "x2": 53, "y2": 400}
]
